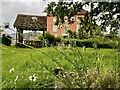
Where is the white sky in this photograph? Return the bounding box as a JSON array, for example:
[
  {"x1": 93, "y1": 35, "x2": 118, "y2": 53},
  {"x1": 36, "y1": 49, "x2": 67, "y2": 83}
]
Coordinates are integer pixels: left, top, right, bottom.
[{"x1": 0, "y1": 1, "x2": 47, "y2": 27}]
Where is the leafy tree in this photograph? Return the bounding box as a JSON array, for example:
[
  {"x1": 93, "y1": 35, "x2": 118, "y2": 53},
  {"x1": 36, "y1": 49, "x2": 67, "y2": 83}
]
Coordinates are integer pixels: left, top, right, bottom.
[{"x1": 44, "y1": 1, "x2": 120, "y2": 37}]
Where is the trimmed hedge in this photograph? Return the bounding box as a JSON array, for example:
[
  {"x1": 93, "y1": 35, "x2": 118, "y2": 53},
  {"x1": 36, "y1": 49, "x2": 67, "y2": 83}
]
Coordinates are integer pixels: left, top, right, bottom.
[{"x1": 62, "y1": 38, "x2": 118, "y2": 48}]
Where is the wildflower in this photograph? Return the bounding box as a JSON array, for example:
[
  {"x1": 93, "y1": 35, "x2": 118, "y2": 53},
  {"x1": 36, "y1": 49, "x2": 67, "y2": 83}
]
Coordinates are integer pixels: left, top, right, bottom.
[
  {"x1": 29, "y1": 74, "x2": 37, "y2": 81},
  {"x1": 55, "y1": 85, "x2": 57, "y2": 89},
  {"x1": 14, "y1": 76, "x2": 18, "y2": 82},
  {"x1": 83, "y1": 46, "x2": 86, "y2": 52},
  {"x1": 68, "y1": 44, "x2": 70, "y2": 47},
  {"x1": 9, "y1": 68, "x2": 14, "y2": 73}
]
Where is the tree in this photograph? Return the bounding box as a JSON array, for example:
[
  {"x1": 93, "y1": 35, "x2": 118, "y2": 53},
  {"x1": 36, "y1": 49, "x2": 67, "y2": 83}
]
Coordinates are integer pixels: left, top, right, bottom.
[{"x1": 44, "y1": 1, "x2": 120, "y2": 37}]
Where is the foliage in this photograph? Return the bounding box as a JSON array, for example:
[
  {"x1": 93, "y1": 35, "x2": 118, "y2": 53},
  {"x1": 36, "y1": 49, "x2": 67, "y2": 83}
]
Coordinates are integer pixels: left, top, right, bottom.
[
  {"x1": 43, "y1": 32, "x2": 62, "y2": 46},
  {"x1": 78, "y1": 28, "x2": 88, "y2": 39},
  {"x1": 2, "y1": 34, "x2": 12, "y2": 46},
  {"x1": 62, "y1": 37, "x2": 118, "y2": 48},
  {"x1": 67, "y1": 30, "x2": 77, "y2": 39},
  {"x1": 44, "y1": 32, "x2": 55, "y2": 46},
  {"x1": 35, "y1": 34, "x2": 44, "y2": 40}
]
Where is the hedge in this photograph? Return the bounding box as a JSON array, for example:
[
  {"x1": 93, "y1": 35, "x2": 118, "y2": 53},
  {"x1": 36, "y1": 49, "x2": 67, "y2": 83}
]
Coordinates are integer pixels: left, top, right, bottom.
[{"x1": 62, "y1": 38, "x2": 118, "y2": 48}]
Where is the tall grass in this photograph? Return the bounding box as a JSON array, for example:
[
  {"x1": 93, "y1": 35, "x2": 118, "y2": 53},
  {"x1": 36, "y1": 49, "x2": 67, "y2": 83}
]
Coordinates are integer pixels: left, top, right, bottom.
[{"x1": 1, "y1": 42, "x2": 120, "y2": 89}]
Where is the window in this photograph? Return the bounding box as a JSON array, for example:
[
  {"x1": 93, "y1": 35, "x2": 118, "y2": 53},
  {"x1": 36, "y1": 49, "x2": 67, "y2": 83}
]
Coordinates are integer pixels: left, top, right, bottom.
[
  {"x1": 77, "y1": 16, "x2": 82, "y2": 21},
  {"x1": 64, "y1": 16, "x2": 68, "y2": 22},
  {"x1": 76, "y1": 24, "x2": 80, "y2": 32},
  {"x1": 53, "y1": 17, "x2": 56, "y2": 22},
  {"x1": 70, "y1": 17, "x2": 74, "y2": 21},
  {"x1": 53, "y1": 25, "x2": 57, "y2": 32},
  {"x1": 64, "y1": 24, "x2": 68, "y2": 30}
]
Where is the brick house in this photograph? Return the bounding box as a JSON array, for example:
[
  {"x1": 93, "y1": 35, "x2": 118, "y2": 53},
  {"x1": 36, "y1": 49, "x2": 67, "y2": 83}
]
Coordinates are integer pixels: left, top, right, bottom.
[{"x1": 47, "y1": 10, "x2": 87, "y2": 37}]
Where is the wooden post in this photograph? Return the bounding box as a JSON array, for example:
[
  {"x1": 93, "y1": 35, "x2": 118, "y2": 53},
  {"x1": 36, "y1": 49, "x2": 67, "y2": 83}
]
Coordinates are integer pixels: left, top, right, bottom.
[
  {"x1": 43, "y1": 29, "x2": 45, "y2": 47},
  {"x1": 16, "y1": 28, "x2": 18, "y2": 46},
  {"x1": 18, "y1": 29, "x2": 23, "y2": 47}
]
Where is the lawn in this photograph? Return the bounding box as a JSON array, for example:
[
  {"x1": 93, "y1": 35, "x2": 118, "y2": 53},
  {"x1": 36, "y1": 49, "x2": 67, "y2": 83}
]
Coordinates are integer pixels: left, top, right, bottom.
[{"x1": 1, "y1": 44, "x2": 119, "y2": 88}]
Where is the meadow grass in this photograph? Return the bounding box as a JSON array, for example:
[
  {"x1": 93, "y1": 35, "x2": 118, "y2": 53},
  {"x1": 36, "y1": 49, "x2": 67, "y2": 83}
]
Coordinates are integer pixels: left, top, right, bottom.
[{"x1": 1, "y1": 44, "x2": 119, "y2": 88}]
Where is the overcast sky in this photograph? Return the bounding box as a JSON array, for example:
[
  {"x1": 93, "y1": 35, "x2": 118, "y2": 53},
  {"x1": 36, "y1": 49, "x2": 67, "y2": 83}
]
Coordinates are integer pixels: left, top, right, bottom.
[
  {"x1": 0, "y1": 0, "x2": 84, "y2": 30},
  {"x1": 0, "y1": 1, "x2": 47, "y2": 28}
]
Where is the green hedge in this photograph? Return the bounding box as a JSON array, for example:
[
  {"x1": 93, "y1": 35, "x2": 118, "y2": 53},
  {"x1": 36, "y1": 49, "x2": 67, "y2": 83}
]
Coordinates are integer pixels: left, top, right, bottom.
[{"x1": 62, "y1": 38, "x2": 118, "y2": 48}]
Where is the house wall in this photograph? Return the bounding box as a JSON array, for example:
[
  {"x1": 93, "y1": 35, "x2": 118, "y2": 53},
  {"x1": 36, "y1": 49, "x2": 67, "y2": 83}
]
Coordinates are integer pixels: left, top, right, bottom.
[{"x1": 47, "y1": 14, "x2": 85, "y2": 37}]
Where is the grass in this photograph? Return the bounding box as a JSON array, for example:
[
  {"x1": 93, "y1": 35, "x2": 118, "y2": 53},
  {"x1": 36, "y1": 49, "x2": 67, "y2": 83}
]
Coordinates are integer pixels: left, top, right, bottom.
[{"x1": 1, "y1": 44, "x2": 119, "y2": 88}]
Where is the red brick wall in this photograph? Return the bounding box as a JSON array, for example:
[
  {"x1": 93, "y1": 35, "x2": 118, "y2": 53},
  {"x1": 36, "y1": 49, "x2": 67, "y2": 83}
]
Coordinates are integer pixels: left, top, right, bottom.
[{"x1": 47, "y1": 14, "x2": 85, "y2": 37}]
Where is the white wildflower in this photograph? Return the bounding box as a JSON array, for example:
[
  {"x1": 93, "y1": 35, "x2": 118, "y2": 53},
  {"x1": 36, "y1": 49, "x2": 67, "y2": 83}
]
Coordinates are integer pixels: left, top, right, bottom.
[
  {"x1": 9, "y1": 68, "x2": 14, "y2": 73},
  {"x1": 29, "y1": 74, "x2": 37, "y2": 81},
  {"x1": 83, "y1": 46, "x2": 86, "y2": 52},
  {"x1": 55, "y1": 85, "x2": 57, "y2": 89},
  {"x1": 68, "y1": 44, "x2": 70, "y2": 47},
  {"x1": 14, "y1": 76, "x2": 18, "y2": 82}
]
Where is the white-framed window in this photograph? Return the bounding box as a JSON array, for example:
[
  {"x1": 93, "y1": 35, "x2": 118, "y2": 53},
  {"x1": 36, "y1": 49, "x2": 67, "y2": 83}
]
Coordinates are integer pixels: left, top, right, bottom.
[
  {"x1": 64, "y1": 24, "x2": 68, "y2": 30},
  {"x1": 77, "y1": 16, "x2": 82, "y2": 21},
  {"x1": 64, "y1": 16, "x2": 68, "y2": 22},
  {"x1": 76, "y1": 24, "x2": 80, "y2": 32},
  {"x1": 70, "y1": 17, "x2": 74, "y2": 21},
  {"x1": 53, "y1": 25, "x2": 57, "y2": 32},
  {"x1": 53, "y1": 17, "x2": 56, "y2": 22}
]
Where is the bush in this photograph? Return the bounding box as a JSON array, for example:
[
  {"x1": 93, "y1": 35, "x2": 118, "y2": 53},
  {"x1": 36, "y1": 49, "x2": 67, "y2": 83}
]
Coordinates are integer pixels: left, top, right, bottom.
[
  {"x1": 44, "y1": 32, "x2": 62, "y2": 46},
  {"x1": 67, "y1": 30, "x2": 77, "y2": 39},
  {"x1": 2, "y1": 34, "x2": 12, "y2": 46},
  {"x1": 45, "y1": 32, "x2": 55, "y2": 46},
  {"x1": 55, "y1": 36, "x2": 61, "y2": 42}
]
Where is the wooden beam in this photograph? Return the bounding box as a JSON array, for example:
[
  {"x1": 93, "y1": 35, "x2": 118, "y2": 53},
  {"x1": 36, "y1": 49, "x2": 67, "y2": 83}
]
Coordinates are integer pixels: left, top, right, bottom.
[
  {"x1": 43, "y1": 29, "x2": 45, "y2": 47},
  {"x1": 16, "y1": 28, "x2": 18, "y2": 46},
  {"x1": 18, "y1": 29, "x2": 23, "y2": 44}
]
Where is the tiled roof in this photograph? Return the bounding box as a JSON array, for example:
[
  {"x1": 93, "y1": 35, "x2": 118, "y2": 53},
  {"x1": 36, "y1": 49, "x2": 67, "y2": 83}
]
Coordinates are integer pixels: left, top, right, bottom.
[{"x1": 13, "y1": 14, "x2": 47, "y2": 31}]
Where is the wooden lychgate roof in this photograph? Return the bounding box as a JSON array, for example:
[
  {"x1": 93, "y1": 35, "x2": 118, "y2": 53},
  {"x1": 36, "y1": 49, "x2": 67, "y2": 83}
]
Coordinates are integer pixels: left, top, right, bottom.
[{"x1": 13, "y1": 14, "x2": 47, "y2": 31}]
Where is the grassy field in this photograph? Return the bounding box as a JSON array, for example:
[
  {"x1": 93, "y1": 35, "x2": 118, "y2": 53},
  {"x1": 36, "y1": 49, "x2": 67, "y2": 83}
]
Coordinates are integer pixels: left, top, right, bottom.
[{"x1": 1, "y1": 44, "x2": 119, "y2": 88}]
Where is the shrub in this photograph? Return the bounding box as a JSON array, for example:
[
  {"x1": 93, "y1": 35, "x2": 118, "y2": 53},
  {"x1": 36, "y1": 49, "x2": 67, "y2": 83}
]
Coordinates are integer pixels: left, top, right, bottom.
[
  {"x1": 37, "y1": 34, "x2": 44, "y2": 40},
  {"x1": 45, "y1": 32, "x2": 55, "y2": 46},
  {"x1": 67, "y1": 30, "x2": 77, "y2": 39},
  {"x1": 2, "y1": 34, "x2": 12, "y2": 46},
  {"x1": 44, "y1": 32, "x2": 62, "y2": 46},
  {"x1": 55, "y1": 36, "x2": 61, "y2": 42}
]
